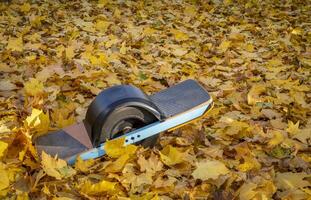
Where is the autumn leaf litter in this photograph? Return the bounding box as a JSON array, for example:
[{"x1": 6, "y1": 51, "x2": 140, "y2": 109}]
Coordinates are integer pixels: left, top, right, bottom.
[{"x1": 0, "y1": 0, "x2": 310, "y2": 199}]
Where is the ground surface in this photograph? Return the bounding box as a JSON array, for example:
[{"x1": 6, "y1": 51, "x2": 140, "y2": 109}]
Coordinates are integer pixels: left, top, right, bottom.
[{"x1": 0, "y1": 0, "x2": 310, "y2": 199}]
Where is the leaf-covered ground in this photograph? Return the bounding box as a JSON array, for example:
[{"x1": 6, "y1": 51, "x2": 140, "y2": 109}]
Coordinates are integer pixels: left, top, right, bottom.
[{"x1": 0, "y1": 0, "x2": 311, "y2": 199}]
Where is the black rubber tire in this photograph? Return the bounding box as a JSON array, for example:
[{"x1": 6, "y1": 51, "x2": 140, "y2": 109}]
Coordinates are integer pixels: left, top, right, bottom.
[{"x1": 99, "y1": 106, "x2": 158, "y2": 147}]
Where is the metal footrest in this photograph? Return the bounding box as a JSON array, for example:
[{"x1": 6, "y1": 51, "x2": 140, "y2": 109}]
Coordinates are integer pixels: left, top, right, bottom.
[
  {"x1": 35, "y1": 123, "x2": 92, "y2": 159},
  {"x1": 150, "y1": 80, "x2": 211, "y2": 118}
]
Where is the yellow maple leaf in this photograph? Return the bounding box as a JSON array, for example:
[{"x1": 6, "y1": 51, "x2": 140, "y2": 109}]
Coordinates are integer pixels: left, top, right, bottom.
[
  {"x1": 293, "y1": 128, "x2": 311, "y2": 144},
  {"x1": 7, "y1": 37, "x2": 23, "y2": 52},
  {"x1": 126, "y1": 172, "x2": 153, "y2": 193},
  {"x1": 0, "y1": 163, "x2": 9, "y2": 191},
  {"x1": 290, "y1": 90, "x2": 308, "y2": 108},
  {"x1": 51, "y1": 102, "x2": 76, "y2": 128},
  {"x1": 238, "y1": 182, "x2": 258, "y2": 200},
  {"x1": 41, "y1": 151, "x2": 76, "y2": 180},
  {"x1": 20, "y1": 3, "x2": 31, "y2": 12},
  {"x1": 0, "y1": 141, "x2": 8, "y2": 158},
  {"x1": 143, "y1": 27, "x2": 156, "y2": 36},
  {"x1": 105, "y1": 37, "x2": 119, "y2": 48},
  {"x1": 172, "y1": 47, "x2": 188, "y2": 57},
  {"x1": 105, "y1": 153, "x2": 130, "y2": 173},
  {"x1": 26, "y1": 108, "x2": 42, "y2": 127},
  {"x1": 24, "y1": 78, "x2": 44, "y2": 96},
  {"x1": 171, "y1": 29, "x2": 189, "y2": 41},
  {"x1": 276, "y1": 172, "x2": 311, "y2": 190},
  {"x1": 25, "y1": 55, "x2": 37, "y2": 61},
  {"x1": 74, "y1": 157, "x2": 95, "y2": 173},
  {"x1": 54, "y1": 113, "x2": 75, "y2": 129},
  {"x1": 286, "y1": 121, "x2": 300, "y2": 136},
  {"x1": 0, "y1": 79, "x2": 17, "y2": 91},
  {"x1": 16, "y1": 193, "x2": 29, "y2": 200},
  {"x1": 160, "y1": 145, "x2": 186, "y2": 166},
  {"x1": 55, "y1": 45, "x2": 65, "y2": 58},
  {"x1": 247, "y1": 84, "x2": 266, "y2": 105},
  {"x1": 95, "y1": 20, "x2": 111, "y2": 33},
  {"x1": 184, "y1": 5, "x2": 197, "y2": 17},
  {"x1": 218, "y1": 40, "x2": 231, "y2": 53},
  {"x1": 42, "y1": 184, "x2": 50, "y2": 195},
  {"x1": 98, "y1": 0, "x2": 108, "y2": 7},
  {"x1": 120, "y1": 41, "x2": 127, "y2": 54},
  {"x1": 104, "y1": 137, "x2": 126, "y2": 158},
  {"x1": 137, "y1": 153, "x2": 163, "y2": 174},
  {"x1": 65, "y1": 46, "x2": 75, "y2": 60},
  {"x1": 25, "y1": 108, "x2": 50, "y2": 135},
  {"x1": 113, "y1": 8, "x2": 121, "y2": 18},
  {"x1": 268, "y1": 131, "x2": 284, "y2": 147},
  {"x1": 266, "y1": 59, "x2": 283, "y2": 68},
  {"x1": 245, "y1": 43, "x2": 254, "y2": 52},
  {"x1": 104, "y1": 138, "x2": 137, "y2": 172},
  {"x1": 89, "y1": 53, "x2": 108, "y2": 66},
  {"x1": 224, "y1": 0, "x2": 233, "y2": 5},
  {"x1": 79, "y1": 179, "x2": 116, "y2": 195},
  {"x1": 224, "y1": 120, "x2": 250, "y2": 136},
  {"x1": 300, "y1": 154, "x2": 311, "y2": 163},
  {"x1": 237, "y1": 157, "x2": 261, "y2": 172},
  {"x1": 0, "y1": 124, "x2": 10, "y2": 134},
  {"x1": 291, "y1": 27, "x2": 303, "y2": 35},
  {"x1": 192, "y1": 160, "x2": 229, "y2": 180},
  {"x1": 105, "y1": 73, "x2": 121, "y2": 85},
  {"x1": 300, "y1": 58, "x2": 311, "y2": 67},
  {"x1": 104, "y1": 137, "x2": 137, "y2": 158}
]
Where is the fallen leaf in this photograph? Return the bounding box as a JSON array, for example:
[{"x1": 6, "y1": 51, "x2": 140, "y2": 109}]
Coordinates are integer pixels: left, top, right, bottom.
[
  {"x1": 0, "y1": 125, "x2": 10, "y2": 134},
  {"x1": 20, "y1": 3, "x2": 31, "y2": 12},
  {"x1": 192, "y1": 160, "x2": 229, "y2": 180},
  {"x1": 286, "y1": 121, "x2": 300, "y2": 136},
  {"x1": 238, "y1": 182, "x2": 257, "y2": 200},
  {"x1": 276, "y1": 172, "x2": 311, "y2": 190},
  {"x1": 98, "y1": 0, "x2": 109, "y2": 8},
  {"x1": 143, "y1": 27, "x2": 156, "y2": 36},
  {"x1": 159, "y1": 145, "x2": 185, "y2": 166},
  {"x1": 0, "y1": 141, "x2": 8, "y2": 158},
  {"x1": 172, "y1": 48, "x2": 188, "y2": 57},
  {"x1": 0, "y1": 80, "x2": 17, "y2": 91},
  {"x1": 104, "y1": 137, "x2": 126, "y2": 158},
  {"x1": 247, "y1": 84, "x2": 266, "y2": 105},
  {"x1": 236, "y1": 157, "x2": 261, "y2": 172},
  {"x1": 7, "y1": 37, "x2": 23, "y2": 52},
  {"x1": 95, "y1": 20, "x2": 111, "y2": 33},
  {"x1": 137, "y1": 153, "x2": 163, "y2": 174},
  {"x1": 218, "y1": 40, "x2": 231, "y2": 53},
  {"x1": 65, "y1": 46, "x2": 75, "y2": 60},
  {"x1": 268, "y1": 131, "x2": 284, "y2": 147},
  {"x1": 171, "y1": 29, "x2": 189, "y2": 41},
  {"x1": 74, "y1": 157, "x2": 95, "y2": 173},
  {"x1": 24, "y1": 78, "x2": 44, "y2": 96},
  {"x1": 291, "y1": 27, "x2": 303, "y2": 35},
  {"x1": 293, "y1": 129, "x2": 311, "y2": 144},
  {"x1": 184, "y1": 5, "x2": 197, "y2": 17},
  {"x1": 25, "y1": 108, "x2": 50, "y2": 135},
  {"x1": 79, "y1": 179, "x2": 117, "y2": 195},
  {"x1": 41, "y1": 151, "x2": 76, "y2": 180},
  {"x1": 0, "y1": 163, "x2": 9, "y2": 191},
  {"x1": 120, "y1": 41, "x2": 127, "y2": 54}
]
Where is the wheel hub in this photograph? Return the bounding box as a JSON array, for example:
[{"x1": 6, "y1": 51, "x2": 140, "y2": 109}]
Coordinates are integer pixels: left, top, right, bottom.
[{"x1": 111, "y1": 119, "x2": 143, "y2": 139}]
